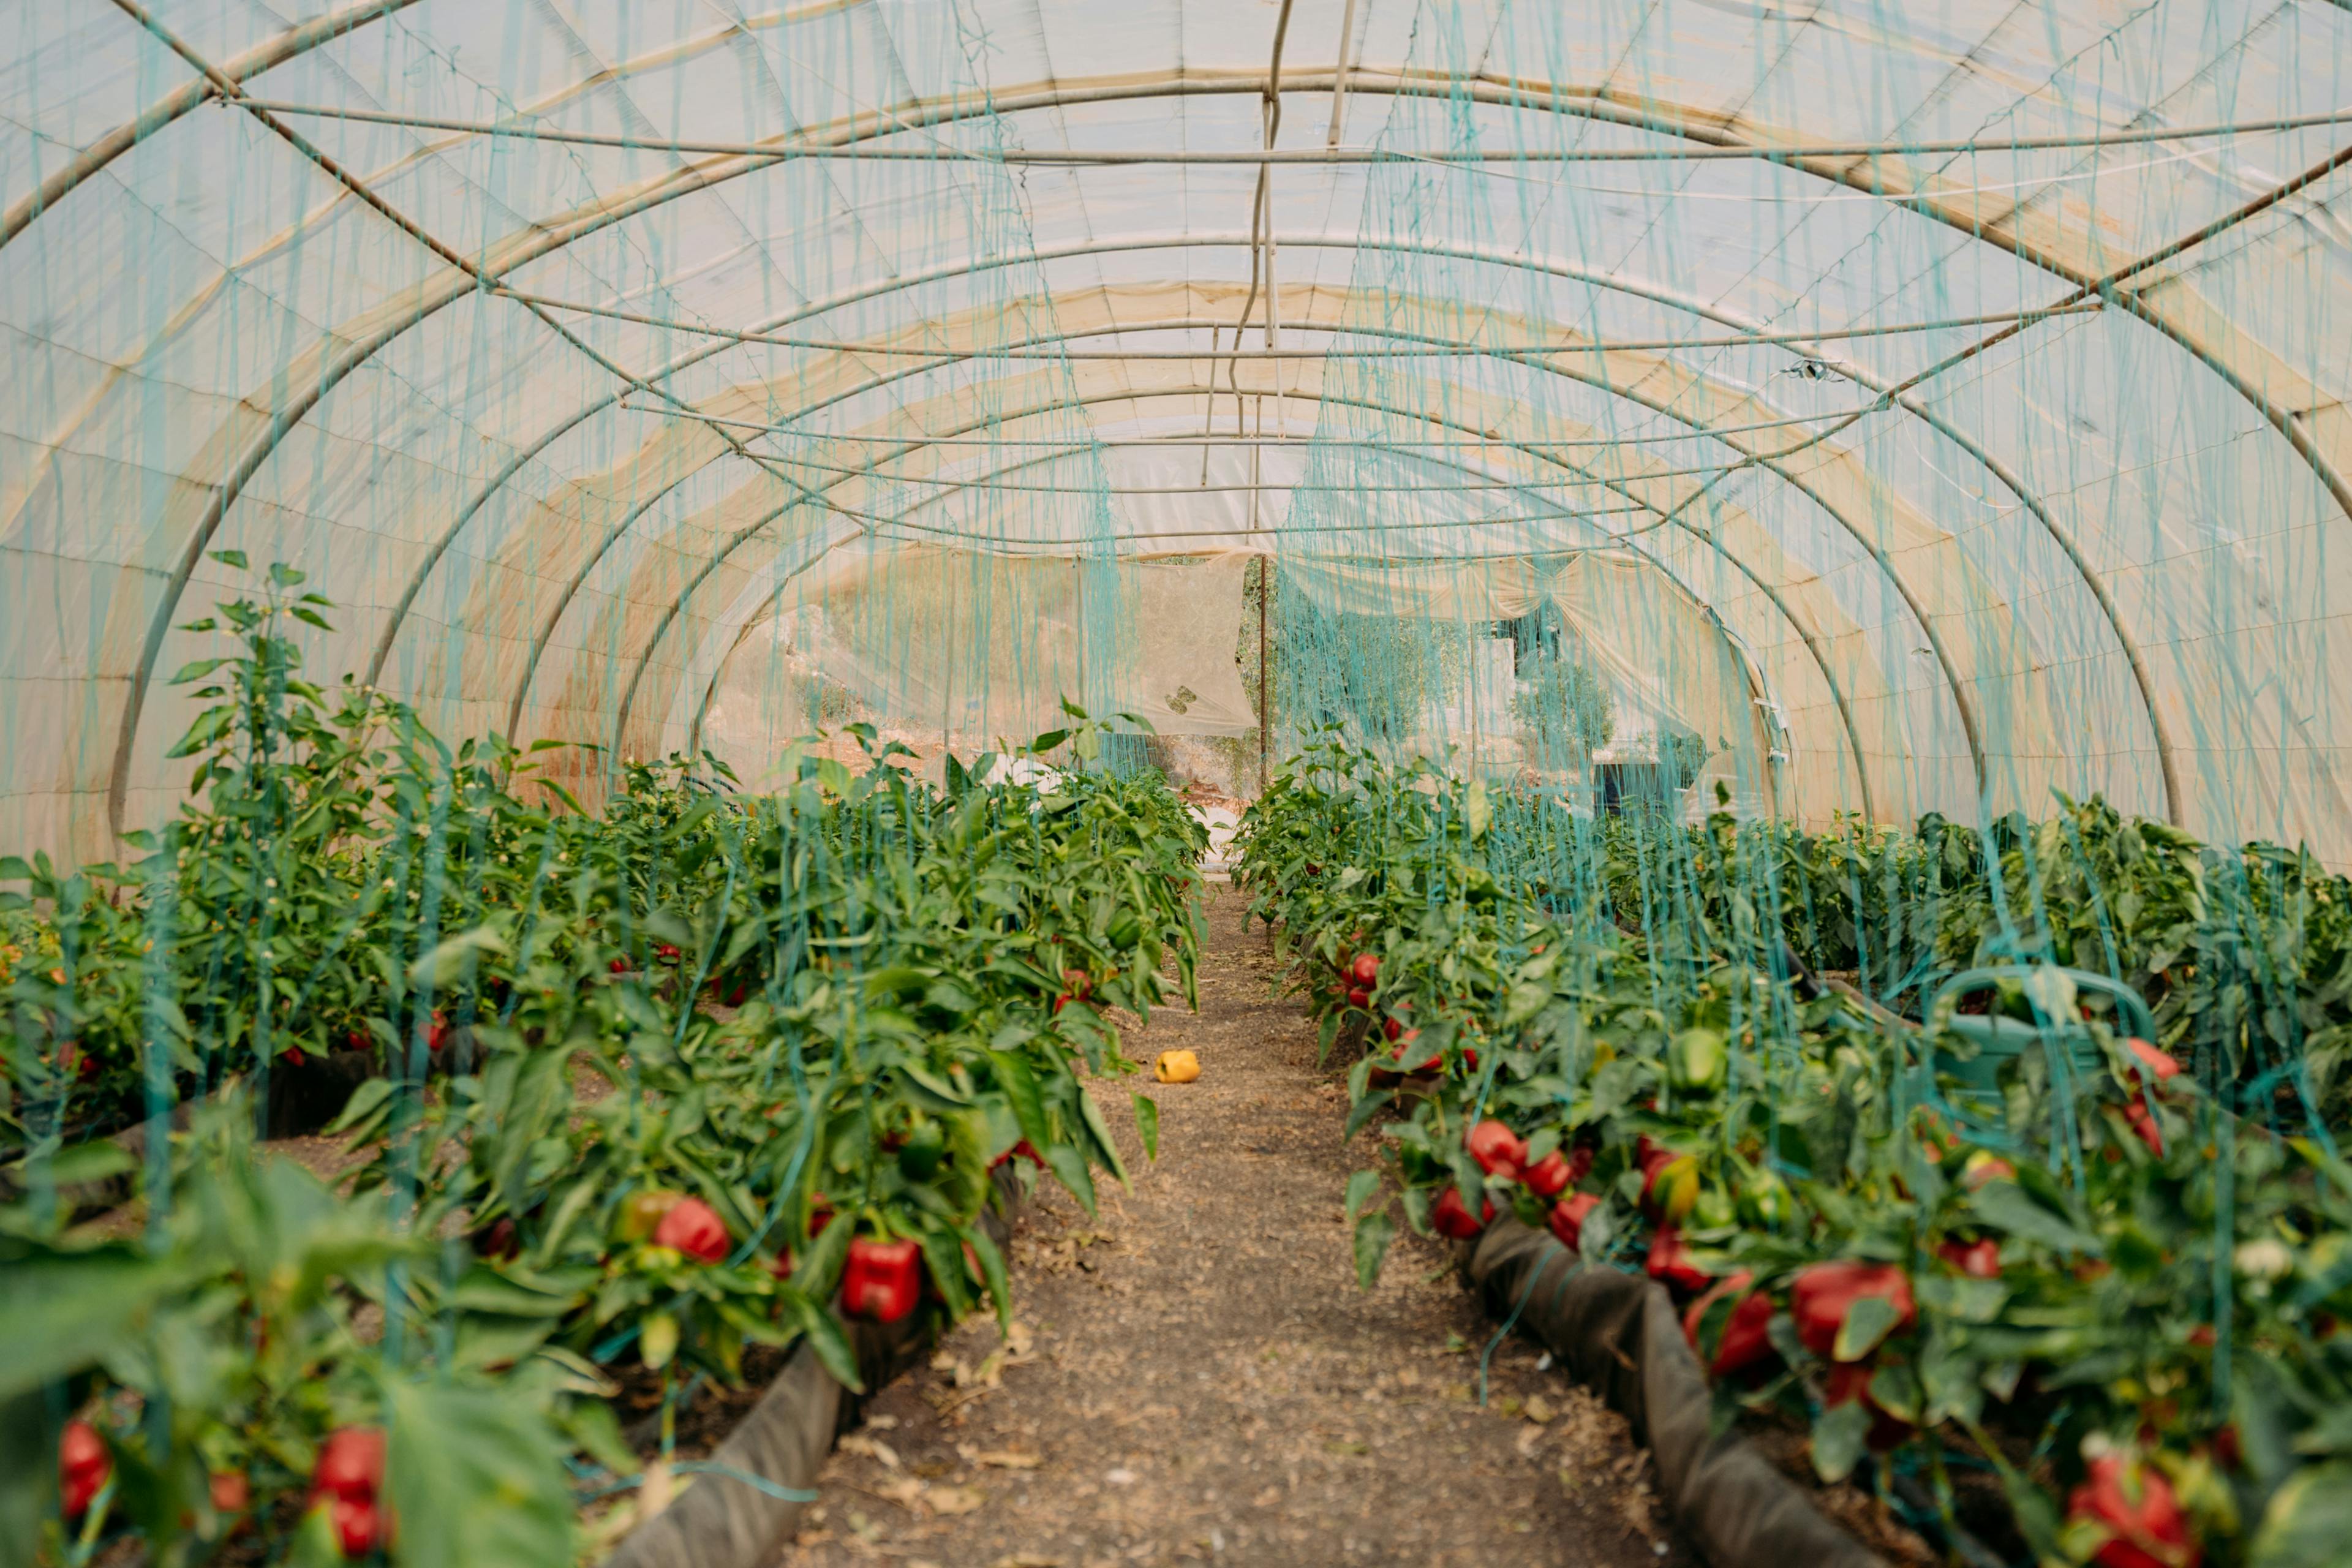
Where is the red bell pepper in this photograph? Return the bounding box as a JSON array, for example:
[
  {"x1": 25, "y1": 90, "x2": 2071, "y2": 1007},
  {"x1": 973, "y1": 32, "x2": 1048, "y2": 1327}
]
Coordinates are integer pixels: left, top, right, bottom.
[
  {"x1": 1548, "y1": 1192, "x2": 1600, "y2": 1253},
  {"x1": 1938, "y1": 1236, "x2": 2001, "y2": 1279},
  {"x1": 209, "y1": 1469, "x2": 250, "y2": 1514},
  {"x1": 331, "y1": 1498, "x2": 390, "y2": 1558},
  {"x1": 2066, "y1": 1451, "x2": 2200, "y2": 1568},
  {"x1": 2125, "y1": 1038, "x2": 2182, "y2": 1085},
  {"x1": 1466, "y1": 1120, "x2": 1527, "y2": 1179},
  {"x1": 1385, "y1": 1028, "x2": 1442, "y2": 1073},
  {"x1": 1432, "y1": 1186, "x2": 1495, "y2": 1239},
  {"x1": 1645, "y1": 1225, "x2": 1710, "y2": 1292},
  {"x1": 652, "y1": 1196, "x2": 730, "y2": 1264},
  {"x1": 1682, "y1": 1270, "x2": 1774, "y2": 1378},
  {"x1": 1346, "y1": 986, "x2": 1371, "y2": 1009},
  {"x1": 1349, "y1": 953, "x2": 1381, "y2": 987},
  {"x1": 59, "y1": 1420, "x2": 108, "y2": 1518},
  {"x1": 1521, "y1": 1148, "x2": 1573, "y2": 1197},
  {"x1": 1383, "y1": 1016, "x2": 1403, "y2": 1042},
  {"x1": 1792, "y1": 1261, "x2": 1915, "y2": 1359},
  {"x1": 842, "y1": 1237, "x2": 924, "y2": 1322},
  {"x1": 312, "y1": 1427, "x2": 385, "y2": 1502}
]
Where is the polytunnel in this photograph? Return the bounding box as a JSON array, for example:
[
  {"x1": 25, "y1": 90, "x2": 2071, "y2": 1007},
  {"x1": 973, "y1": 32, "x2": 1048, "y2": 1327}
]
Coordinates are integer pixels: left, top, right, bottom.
[
  {"x1": 3, "y1": 0, "x2": 2350, "y2": 860},
  {"x1": 10, "y1": 6, "x2": 2352, "y2": 1568}
]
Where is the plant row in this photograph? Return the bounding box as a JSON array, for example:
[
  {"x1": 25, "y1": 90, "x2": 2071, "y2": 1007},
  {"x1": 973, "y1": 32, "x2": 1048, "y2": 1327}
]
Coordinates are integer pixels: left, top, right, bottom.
[
  {"x1": 1235, "y1": 734, "x2": 2350, "y2": 1568},
  {"x1": 3, "y1": 561, "x2": 1206, "y2": 1566}
]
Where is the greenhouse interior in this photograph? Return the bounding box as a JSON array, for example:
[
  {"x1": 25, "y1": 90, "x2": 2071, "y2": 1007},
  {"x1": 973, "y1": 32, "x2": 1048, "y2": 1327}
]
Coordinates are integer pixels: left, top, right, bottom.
[{"x1": 5, "y1": 1, "x2": 2352, "y2": 1564}]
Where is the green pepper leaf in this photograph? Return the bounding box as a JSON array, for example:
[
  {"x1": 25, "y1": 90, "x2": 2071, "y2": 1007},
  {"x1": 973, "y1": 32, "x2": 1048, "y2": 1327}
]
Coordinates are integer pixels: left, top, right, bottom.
[{"x1": 1130, "y1": 1093, "x2": 1159, "y2": 1161}]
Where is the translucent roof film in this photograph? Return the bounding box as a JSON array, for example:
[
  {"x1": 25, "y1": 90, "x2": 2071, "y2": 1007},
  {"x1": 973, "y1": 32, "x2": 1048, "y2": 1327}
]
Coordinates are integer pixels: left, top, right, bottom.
[{"x1": 4, "y1": 0, "x2": 2350, "y2": 857}]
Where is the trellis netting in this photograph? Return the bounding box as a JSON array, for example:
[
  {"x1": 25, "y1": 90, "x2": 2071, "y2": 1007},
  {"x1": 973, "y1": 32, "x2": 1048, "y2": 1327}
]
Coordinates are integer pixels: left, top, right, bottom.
[
  {"x1": 5, "y1": 0, "x2": 2352, "y2": 1563},
  {"x1": 1, "y1": 0, "x2": 2348, "y2": 853}
]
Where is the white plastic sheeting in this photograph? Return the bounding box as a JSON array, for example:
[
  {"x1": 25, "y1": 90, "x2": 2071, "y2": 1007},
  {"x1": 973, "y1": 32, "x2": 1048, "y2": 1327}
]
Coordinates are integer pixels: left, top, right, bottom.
[{"x1": 0, "y1": 1, "x2": 2348, "y2": 859}]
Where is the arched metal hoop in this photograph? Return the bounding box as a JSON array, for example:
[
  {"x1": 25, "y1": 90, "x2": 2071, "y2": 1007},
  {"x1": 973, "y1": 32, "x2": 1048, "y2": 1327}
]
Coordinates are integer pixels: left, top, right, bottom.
[{"x1": 98, "y1": 58, "x2": 2312, "y2": 829}]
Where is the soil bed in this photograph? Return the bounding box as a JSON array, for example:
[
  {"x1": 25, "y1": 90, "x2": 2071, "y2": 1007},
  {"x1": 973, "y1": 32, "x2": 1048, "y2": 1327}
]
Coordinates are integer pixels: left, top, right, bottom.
[{"x1": 782, "y1": 890, "x2": 1697, "y2": 1568}]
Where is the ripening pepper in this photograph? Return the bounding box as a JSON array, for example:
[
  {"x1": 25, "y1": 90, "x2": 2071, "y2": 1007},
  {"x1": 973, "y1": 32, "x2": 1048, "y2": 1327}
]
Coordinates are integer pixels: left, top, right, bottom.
[
  {"x1": 1938, "y1": 1237, "x2": 2002, "y2": 1279},
  {"x1": 210, "y1": 1469, "x2": 251, "y2": 1514},
  {"x1": 2066, "y1": 1452, "x2": 2201, "y2": 1568},
  {"x1": 842, "y1": 1237, "x2": 924, "y2": 1322},
  {"x1": 617, "y1": 1189, "x2": 684, "y2": 1242},
  {"x1": 1432, "y1": 1186, "x2": 1495, "y2": 1240},
  {"x1": 1640, "y1": 1150, "x2": 1701, "y2": 1224},
  {"x1": 1153, "y1": 1049, "x2": 1202, "y2": 1084},
  {"x1": 1467, "y1": 1120, "x2": 1527, "y2": 1180},
  {"x1": 1548, "y1": 1192, "x2": 1601, "y2": 1253},
  {"x1": 1791, "y1": 1261, "x2": 1916, "y2": 1360},
  {"x1": 1682, "y1": 1270, "x2": 1775, "y2": 1378},
  {"x1": 1960, "y1": 1150, "x2": 2016, "y2": 1190},
  {"x1": 653, "y1": 1196, "x2": 730, "y2": 1263},
  {"x1": 59, "y1": 1420, "x2": 108, "y2": 1518},
  {"x1": 1645, "y1": 1225, "x2": 1711, "y2": 1293}
]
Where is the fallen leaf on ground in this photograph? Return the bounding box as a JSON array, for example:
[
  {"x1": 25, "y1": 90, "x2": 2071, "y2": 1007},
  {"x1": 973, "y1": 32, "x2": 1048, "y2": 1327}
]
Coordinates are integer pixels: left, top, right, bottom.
[
  {"x1": 929, "y1": 1485, "x2": 986, "y2": 1516},
  {"x1": 839, "y1": 1434, "x2": 900, "y2": 1469},
  {"x1": 973, "y1": 1449, "x2": 1044, "y2": 1469},
  {"x1": 870, "y1": 1476, "x2": 926, "y2": 1510}
]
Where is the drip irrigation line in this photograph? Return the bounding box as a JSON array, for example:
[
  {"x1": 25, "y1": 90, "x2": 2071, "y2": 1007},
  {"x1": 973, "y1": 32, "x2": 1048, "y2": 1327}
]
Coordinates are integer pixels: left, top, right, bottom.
[{"x1": 243, "y1": 97, "x2": 2352, "y2": 162}]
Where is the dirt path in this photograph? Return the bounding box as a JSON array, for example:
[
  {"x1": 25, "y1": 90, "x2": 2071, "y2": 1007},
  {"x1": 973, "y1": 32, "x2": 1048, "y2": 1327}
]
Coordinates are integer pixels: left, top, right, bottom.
[{"x1": 780, "y1": 889, "x2": 1695, "y2": 1568}]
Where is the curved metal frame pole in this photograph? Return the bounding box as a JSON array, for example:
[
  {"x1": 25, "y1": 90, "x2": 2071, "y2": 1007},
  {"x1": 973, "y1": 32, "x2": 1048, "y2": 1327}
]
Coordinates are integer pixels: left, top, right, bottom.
[
  {"x1": 373, "y1": 234, "x2": 2166, "y2": 821},
  {"x1": 0, "y1": 0, "x2": 421, "y2": 252}
]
